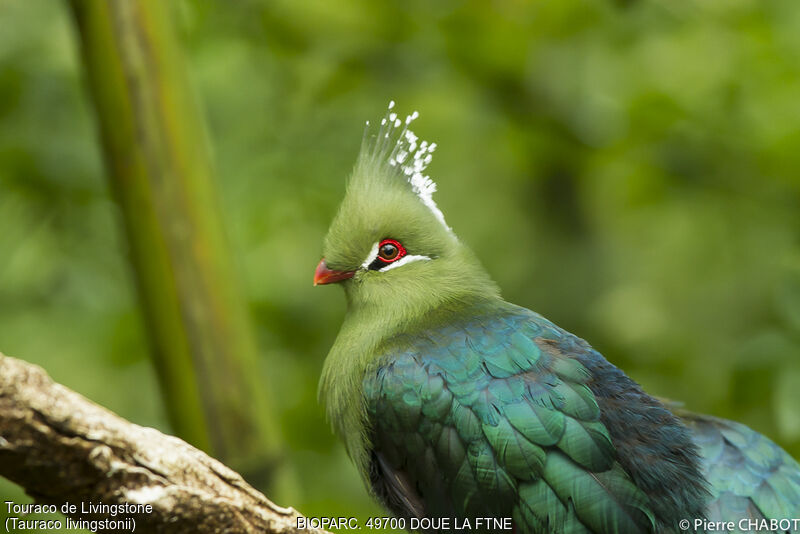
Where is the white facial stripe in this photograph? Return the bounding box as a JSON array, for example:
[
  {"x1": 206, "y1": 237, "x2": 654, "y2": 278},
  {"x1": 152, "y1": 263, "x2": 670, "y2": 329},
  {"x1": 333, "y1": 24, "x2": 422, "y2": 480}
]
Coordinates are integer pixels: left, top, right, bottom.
[
  {"x1": 380, "y1": 254, "x2": 431, "y2": 271},
  {"x1": 361, "y1": 242, "x2": 430, "y2": 272},
  {"x1": 361, "y1": 242, "x2": 379, "y2": 269},
  {"x1": 360, "y1": 241, "x2": 431, "y2": 272}
]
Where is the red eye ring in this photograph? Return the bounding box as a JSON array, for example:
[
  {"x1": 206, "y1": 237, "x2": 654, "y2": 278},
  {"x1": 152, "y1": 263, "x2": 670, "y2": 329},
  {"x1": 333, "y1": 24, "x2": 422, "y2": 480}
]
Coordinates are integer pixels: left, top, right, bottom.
[{"x1": 377, "y1": 239, "x2": 406, "y2": 263}]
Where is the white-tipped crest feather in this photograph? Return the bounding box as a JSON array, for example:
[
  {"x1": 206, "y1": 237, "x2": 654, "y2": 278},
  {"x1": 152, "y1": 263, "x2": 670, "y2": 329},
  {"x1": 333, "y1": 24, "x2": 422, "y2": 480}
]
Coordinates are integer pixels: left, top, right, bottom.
[{"x1": 364, "y1": 102, "x2": 452, "y2": 234}]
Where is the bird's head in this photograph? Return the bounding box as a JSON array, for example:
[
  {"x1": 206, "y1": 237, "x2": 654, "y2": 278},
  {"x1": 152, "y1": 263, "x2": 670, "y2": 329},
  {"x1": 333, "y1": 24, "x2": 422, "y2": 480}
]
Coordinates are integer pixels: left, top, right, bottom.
[{"x1": 315, "y1": 103, "x2": 499, "y2": 317}]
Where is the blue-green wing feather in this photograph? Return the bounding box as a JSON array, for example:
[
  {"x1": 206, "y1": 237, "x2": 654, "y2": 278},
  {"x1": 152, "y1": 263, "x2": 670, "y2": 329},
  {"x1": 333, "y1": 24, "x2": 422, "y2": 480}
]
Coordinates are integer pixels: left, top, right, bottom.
[
  {"x1": 681, "y1": 413, "x2": 800, "y2": 532},
  {"x1": 363, "y1": 310, "x2": 656, "y2": 534}
]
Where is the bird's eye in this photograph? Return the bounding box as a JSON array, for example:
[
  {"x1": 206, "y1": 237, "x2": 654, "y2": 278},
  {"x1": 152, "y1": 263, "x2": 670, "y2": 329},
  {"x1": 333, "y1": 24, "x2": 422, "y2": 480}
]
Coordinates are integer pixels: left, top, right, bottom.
[{"x1": 377, "y1": 239, "x2": 406, "y2": 263}]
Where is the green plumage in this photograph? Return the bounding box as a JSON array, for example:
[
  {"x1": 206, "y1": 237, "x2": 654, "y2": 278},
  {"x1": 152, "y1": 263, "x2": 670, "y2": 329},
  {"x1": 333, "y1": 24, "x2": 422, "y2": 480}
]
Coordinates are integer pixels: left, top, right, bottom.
[
  {"x1": 362, "y1": 308, "x2": 657, "y2": 533},
  {"x1": 317, "y1": 106, "x2": 800, "y2": 533}
]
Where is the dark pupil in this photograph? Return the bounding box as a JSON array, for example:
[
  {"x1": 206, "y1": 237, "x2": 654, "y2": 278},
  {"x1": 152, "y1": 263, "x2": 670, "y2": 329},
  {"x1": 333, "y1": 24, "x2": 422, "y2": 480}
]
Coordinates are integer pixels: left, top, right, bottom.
[{"x1": 379, "y1": 243, "x2": 398, "y2": 260}]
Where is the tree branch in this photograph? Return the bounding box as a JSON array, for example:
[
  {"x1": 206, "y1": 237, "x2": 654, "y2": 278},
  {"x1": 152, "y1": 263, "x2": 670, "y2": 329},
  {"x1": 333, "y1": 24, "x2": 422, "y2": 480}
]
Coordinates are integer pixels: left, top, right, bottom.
[{"x1": 0, "y1": 353, "x2": 329, "y2": 534}]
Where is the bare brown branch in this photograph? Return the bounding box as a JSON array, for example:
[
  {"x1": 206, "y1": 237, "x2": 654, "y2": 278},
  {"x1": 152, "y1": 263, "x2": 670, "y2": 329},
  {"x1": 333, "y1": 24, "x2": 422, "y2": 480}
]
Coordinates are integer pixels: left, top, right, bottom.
[{"x1": 0, "y1": 353, "x2": 329, "y2": 534}]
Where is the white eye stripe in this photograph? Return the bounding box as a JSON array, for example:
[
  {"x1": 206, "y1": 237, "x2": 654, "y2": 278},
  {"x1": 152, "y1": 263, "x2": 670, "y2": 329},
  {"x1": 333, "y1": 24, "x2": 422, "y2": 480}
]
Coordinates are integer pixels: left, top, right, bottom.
[
  {"x1": 359, "y1": 241, "x2": 431, "y2": 272},
  {"x1": 380, "y1": 254, "x2": 431, "y2": 271}
]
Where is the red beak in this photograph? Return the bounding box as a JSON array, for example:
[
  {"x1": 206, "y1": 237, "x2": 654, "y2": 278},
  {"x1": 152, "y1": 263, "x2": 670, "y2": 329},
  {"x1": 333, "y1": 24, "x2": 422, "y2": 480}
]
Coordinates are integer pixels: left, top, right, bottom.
[{"x1": 314, "y1": 259, "x2": 355, "y2": 286}]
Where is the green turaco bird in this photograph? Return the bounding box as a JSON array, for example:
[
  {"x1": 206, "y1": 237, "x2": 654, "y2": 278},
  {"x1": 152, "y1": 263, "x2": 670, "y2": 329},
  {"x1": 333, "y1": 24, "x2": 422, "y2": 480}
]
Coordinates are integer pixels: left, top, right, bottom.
[{"x1": 315, "y1": 103, "x2": 800, "y2": 533}]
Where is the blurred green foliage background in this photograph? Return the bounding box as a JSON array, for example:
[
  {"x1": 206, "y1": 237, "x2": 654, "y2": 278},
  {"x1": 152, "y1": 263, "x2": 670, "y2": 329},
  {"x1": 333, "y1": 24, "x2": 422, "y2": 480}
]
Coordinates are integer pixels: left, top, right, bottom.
[{"x1": 1, "y1": 0, "x2": 799, "y2": 529}]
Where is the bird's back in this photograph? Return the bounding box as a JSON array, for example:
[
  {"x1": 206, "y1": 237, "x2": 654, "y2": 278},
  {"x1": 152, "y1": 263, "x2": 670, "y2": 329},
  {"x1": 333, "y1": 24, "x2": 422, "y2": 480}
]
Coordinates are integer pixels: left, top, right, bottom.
[{"x1": 361, "y1": 305, "x2": 800, "y2": 533}]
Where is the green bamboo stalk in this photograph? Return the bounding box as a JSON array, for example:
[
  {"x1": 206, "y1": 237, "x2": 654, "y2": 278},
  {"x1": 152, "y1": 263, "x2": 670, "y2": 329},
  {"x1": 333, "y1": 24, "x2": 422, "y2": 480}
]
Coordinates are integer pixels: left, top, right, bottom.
[{"x1": 67, "y1": 0, "x2": 289, "y2": 493}]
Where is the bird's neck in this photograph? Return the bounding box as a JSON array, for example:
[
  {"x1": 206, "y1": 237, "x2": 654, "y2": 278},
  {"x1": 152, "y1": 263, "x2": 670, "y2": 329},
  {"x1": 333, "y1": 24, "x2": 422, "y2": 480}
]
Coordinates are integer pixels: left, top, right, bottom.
[{"x1": 320, "y1": 270, "x2": 505, "y2": 480}]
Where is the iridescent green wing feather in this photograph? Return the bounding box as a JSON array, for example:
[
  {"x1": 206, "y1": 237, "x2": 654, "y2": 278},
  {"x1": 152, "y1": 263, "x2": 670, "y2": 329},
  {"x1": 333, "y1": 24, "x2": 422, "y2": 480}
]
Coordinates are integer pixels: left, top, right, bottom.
[{"x1": 363, "y1": 309, "x2": 656, "y2": 534}]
